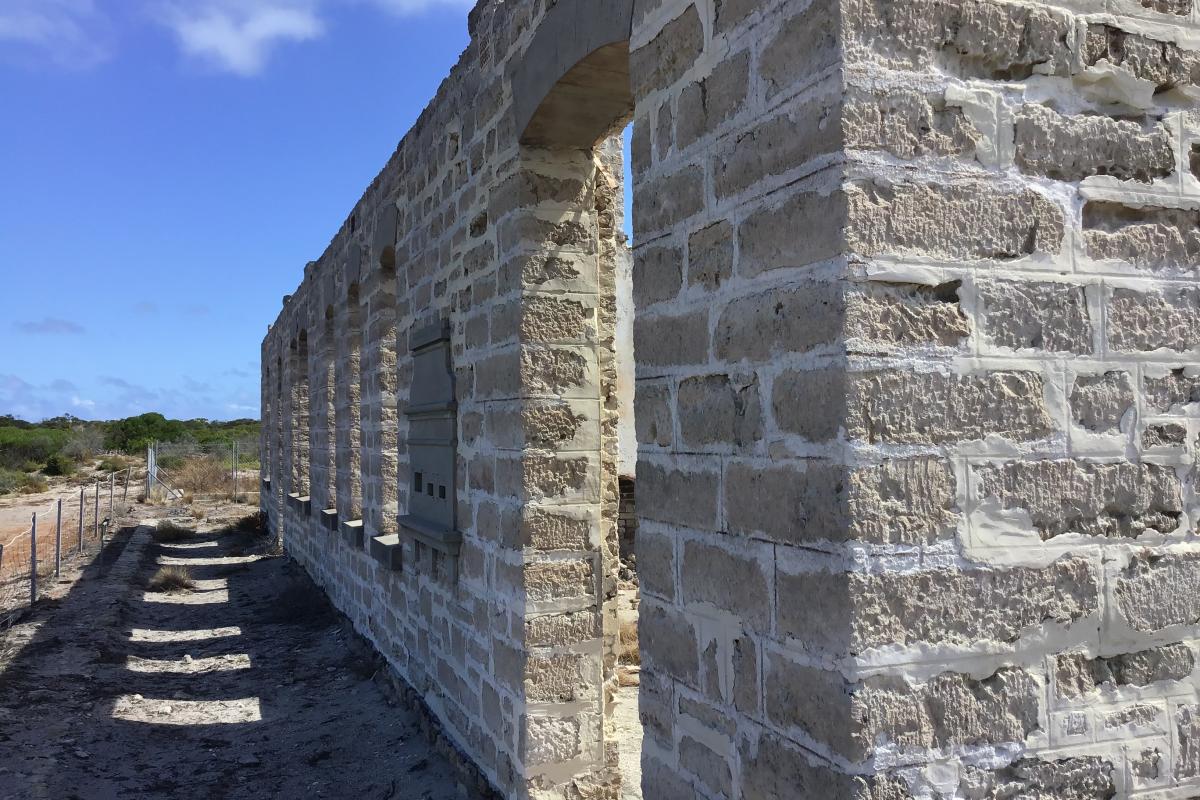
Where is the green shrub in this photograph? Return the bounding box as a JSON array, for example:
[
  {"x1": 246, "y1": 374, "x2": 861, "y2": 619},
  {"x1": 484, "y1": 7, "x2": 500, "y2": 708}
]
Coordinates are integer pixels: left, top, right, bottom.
[
  {"x1": 43, "y1": 454, "x2": 74, "y2": 476},
  {"x1": 0, "y1": 426, "x2": 69, "y2": 470},
  {"x1": 21, "y1": 474, "x2": 48, "y2": 494},
  {"x1": 0, "y1": 468, "x2": 23, "y2": 494},
  {"x1": 98, "y1": 456, "x2": 129, "y2": 473}
]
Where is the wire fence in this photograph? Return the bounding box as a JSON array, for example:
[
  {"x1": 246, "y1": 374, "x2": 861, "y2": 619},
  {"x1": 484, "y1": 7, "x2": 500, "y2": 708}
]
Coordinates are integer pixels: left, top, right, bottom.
[
  {"x1": 0, "y1": 468, "x2": 135, "y2": 622},
  {"x1": 151, "y1": 439, "x2": 260, "y2": 503}
]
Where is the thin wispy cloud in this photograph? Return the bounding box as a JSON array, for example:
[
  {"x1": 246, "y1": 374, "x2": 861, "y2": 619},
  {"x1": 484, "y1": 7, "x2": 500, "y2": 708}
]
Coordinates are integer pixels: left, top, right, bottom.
[
  {"x1": 0, "y1": 0, "x2": 112, "y2": 68},
  {"x1": 14, "y1": 317, "x2": 86, "y2": 335},
  {"x1": 154, "y1": 0, "x2": 323, "y2": 76}
]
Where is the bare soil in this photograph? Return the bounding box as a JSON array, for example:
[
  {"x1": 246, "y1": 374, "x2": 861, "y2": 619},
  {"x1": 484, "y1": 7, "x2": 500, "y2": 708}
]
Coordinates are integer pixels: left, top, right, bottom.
[{"x1": 0, "y1": 509, "x2": 476, "y2": 799}]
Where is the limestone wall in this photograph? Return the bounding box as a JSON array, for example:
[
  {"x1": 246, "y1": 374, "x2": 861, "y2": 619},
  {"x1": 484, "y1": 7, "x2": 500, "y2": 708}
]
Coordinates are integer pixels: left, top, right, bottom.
[{"x1": 261, "y1": 0, "x2": 1200, "y2": 797}]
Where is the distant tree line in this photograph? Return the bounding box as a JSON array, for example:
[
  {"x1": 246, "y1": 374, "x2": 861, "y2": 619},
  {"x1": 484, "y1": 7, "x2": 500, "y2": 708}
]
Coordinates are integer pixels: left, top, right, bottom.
[{"x1": 0, "y1": 413, "x2": 260, "y2": 493}]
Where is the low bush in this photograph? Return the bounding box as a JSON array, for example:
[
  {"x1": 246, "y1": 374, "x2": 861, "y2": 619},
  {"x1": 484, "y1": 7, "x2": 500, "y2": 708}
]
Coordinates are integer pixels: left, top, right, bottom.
[
  {"x1": 147, "y1": 565, "x2": 194, "y2": 593},
  {"x1": 98, "y1": 456, "x2": 129, "y2": 473},
  {"x1": 0, "y1": 468, "x2": 23, "y2": 494},
  {"x1": 20, "y1": 475, "x2": 48, "y2": 494},
  {"x1": 43, "y1": 453, "x2": 74, "y2": 477},
  {"x1": 151, "y1": 521, "x2": 195, "y2": 543}
]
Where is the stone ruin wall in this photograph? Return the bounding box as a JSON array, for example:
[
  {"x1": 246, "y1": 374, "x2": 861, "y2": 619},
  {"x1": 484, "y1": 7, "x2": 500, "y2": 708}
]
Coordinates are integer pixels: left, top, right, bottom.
[{"x1": 262, "y1": 0, "x2": 1200, "y2": 797}]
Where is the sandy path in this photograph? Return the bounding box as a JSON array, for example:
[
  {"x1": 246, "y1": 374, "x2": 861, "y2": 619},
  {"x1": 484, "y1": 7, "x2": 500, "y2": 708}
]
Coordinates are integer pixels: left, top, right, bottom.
[{"x1": 0, "y1": 523, "x2": 477, "y2": 799}]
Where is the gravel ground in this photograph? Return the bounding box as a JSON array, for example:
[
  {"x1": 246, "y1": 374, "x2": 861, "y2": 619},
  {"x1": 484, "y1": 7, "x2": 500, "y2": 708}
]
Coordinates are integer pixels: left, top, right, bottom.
[{"x1": 0, "y1": 517, "x2": 474, "y2": 800}]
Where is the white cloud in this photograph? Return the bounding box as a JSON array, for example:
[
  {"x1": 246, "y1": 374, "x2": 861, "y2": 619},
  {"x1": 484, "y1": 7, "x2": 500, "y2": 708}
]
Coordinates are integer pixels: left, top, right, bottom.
[
  {"x1": 0, "y1": 0, "x2": 111, "y2": 68},
  {"x1": 155, "y1": 0, "x2": 324, "y2": 76},
  {"x1": 358, "y1": 0, "x2": 472, "y2": 14}
]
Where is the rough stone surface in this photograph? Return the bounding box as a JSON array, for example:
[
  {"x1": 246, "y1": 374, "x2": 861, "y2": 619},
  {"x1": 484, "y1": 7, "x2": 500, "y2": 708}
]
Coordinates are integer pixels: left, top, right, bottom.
[
  {"x1": 981, "y1": 281, "x2": 1092, "y2": 354},
  {"x1": 1055, "y1": 644, "x2": 1195, "y2": 698},
  {"x1": 847, "y1": 181, "x2": 1065, "y2": 260},
  {"x1": 1015, "y1": 105, "x2": 1175, "y2": 183},
  {"x1": 1117, "y1": 552, "x2": 1200, "y2": 631},
  {"x1": 1085, "y1": 202, "x2": 1200, "y2": 271},
  {"x1": 976, "y1": 460, "x2": 1182, "y2": 539},
  {"x1": 1072, "y1": 372, "x2": 1135, "y2": 432},
  {"x1": 845, "y1": 88, "x2": 978, "y2": 159}
]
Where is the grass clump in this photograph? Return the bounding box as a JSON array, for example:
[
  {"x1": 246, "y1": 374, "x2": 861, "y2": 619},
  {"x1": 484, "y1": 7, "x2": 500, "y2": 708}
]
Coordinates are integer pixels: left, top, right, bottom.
[
  {"x1": 151, "y1": 520, "x2": 195, "y2": 543},
  {"x1": 147, "y1": 565, "x2": 195, "y2": 593}
]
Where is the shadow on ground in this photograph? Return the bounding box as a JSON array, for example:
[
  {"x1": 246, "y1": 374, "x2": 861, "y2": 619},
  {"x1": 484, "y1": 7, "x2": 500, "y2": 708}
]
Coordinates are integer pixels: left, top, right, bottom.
[{"x1": 0, "y1": 521, "x2": 470, "y2": 799}]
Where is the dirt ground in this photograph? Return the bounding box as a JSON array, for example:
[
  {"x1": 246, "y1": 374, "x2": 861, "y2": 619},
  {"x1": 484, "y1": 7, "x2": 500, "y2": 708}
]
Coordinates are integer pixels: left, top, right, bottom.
[{"x1": 0, "y1": 505, "x2": 477, "y2": 799}]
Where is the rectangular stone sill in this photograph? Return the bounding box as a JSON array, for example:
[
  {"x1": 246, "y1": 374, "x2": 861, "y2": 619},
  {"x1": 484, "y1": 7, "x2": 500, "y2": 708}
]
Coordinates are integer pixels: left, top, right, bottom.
[
  {"x1": 369, "y1": 534, "x2": 402, "y2": 570},
  {"x1": 320, "y1": 508, "x2": 338, "y2": 532},
  {"x1": 341, "y1": 519, "x2": 364, "y2": 548},
  {"x1": 262, "y1": 477, "x2": 271, "y2": 487},
  {"x1": 399, "y1": 515, "x2": 461, "y2": 556}
]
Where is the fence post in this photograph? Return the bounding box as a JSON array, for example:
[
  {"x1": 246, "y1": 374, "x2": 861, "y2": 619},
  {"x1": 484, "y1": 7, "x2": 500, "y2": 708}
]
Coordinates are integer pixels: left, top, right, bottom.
[
  {"x1": 93, "y1": 481, "x2": 99, "y2": 541},
  {"x1": 109, "y1": 472, "x2": 114, "y2": 520},
  {"x1": 146, "y1": 444, "x2": 153, "y2": 502},
  {"x1": 233, "y1": 441, "x2": 239, "y2": 502},
  {"x1": 123, "y1": 466, "x2": 130, "y2": 503},
  {"x1": 55, "y1": 498, "x2": 62, "y2": 578},
  {"x1": 78, "y1": 485, "x2": 84, "y2": 554},
  {"x1": 30, "y1": 513, "x2": 37, "y2": 605}
]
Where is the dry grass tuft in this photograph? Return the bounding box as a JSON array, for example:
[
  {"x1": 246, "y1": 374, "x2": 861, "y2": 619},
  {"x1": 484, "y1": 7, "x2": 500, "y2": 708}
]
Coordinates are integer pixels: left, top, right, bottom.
[
  {"x1": 151, "y1": 521, "x2": 195, "y2": 543},
  {"x1": 147, "y1": 565, "x2": 195, "y2": 593},
  {"x1": 173, "y1": 456, "x2": 230, "y2": 494},
  {"x1": 619, "y1": 620, "x2": 639, "y2": 666},
  {"x1": 190, "y1": 507, "x2": 205, "y2": 521}
]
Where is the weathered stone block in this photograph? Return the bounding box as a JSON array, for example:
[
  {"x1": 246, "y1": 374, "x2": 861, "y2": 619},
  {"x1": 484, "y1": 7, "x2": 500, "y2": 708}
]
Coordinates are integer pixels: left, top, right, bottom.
[
  {"x1": 640, "y1": 601, "x2": 699, "y2": 682},
  {"x1": 759, "y1": 0, "x2": 839, "y2": 96},
  {"x1": 681, "y1": 540, "x2": 772, "y2": 631},
  {"x1": 633, "y1": 308, "x2": 709, "y2": 368},
  {"x1": 634, "y1": 165, "x2": 705, "y2": 233},
  {"x1": 852, "y1": 668, "x2": 1040, "y2": 759},
  {"x1": 636, "y1": 526, "x2": 675, "y2": 600},
  {"x1": 1145, "y1": 368, "x2": 1200, "y2": 411},
  {"x1": 687, "y1": 220, "x2": 733, "y2": 291},
  {"x1": 1055, "y1": 644, "x2": 1195, "y2": 698},
  {"x1": 959, "y1": 756, "x2": 1116, "y2": 798},
  {"x1": 1015, "y1": 105, "x2": 1174, "y2": 183},
  {"x1": 976, "y1": 460, "x2": 1182, "y2": 539},
  {"x1": 738, "y1": 190, "x2": 845, "y2": 276},
  {"x1": 846, "y1": 281, "x2": 970, "y2": 348},
  {"x1": 676, "y1": 51, "x2": 749, "y2": 149},
  {"x1": 634, "y1": 382, "x2": 672, "y2": 446},
  {"x1": 1072, "y1": 371, "x2": 1134, "y2": 432},
  {"x1": 715, "y1": 282, "x2": 843, "y2": 361},
  {"x1": 520, "y1": 296, "x2": 592, "y2": 343},
  {"x1": 1081, "y1": 24, "x2": 1199, "y2": 92},
  {"x1": 677, "y1": 373, "x2": 762, "y2": 448},
  {"x1": 844, "y1": 0, "x2": 1073, "y2": 77},
  {"x1": 1143, "y1": 423, "x2": 1187, "y2": 448},
  {"x1": 843, "y1": 369, "x2": 1054, "y2": 444},
  {"x1": 1109, "y1": 286, "x2": 1200, "y2": 352},
  {"x1": 848, "y1": 181, "x2": 1064, "y2": 260},
  {"x1": 982, "y1": 280, "x2": 1092, "y2": 353},
  {"x1": 1117, "y1": 552, "x2": 1200, "y2": 631},
  {"x1": 1085, "y1": 202, "x2": 1200, "y2": 271},
  {"x1": 1179, "y1": 703, "x2": 1200, "y2": 777},
  {"x1": 637, "y1": 460, "x2": 719, "y2": 530},
  {"x1": 524, "y1": 559, "x2": 594, "y2": 603},
  {"x1": 679, "y1": 735, "x2": 733, "y2": 797},
  {"x1": 777, "y1": 558, "x2": 1099, "y2": 653},
  {"x1": 630, "y1": 3, "x2": 704, "y2": 100},
  {"x1": 845, "y1": 88, "x2": 978, "y2": 159},
  {"x1": 771, "y1": 368, "x2": 847, "y2": 442},
  {"x1": 633, "y1": 243, "x2": 683, "y2": 307},
  {"x1": 714, "y1": 95, "x2": 841, "y2": 199},
  {"x1": 725, "y1": 458, "x2": 957, "y2": 546}
]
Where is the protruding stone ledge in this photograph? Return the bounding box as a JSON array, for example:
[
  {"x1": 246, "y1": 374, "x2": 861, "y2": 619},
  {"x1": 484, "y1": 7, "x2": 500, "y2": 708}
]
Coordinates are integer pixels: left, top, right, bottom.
[
  {"x1": 369, "y1": 534, "x2": 403, "y2": 571},
  {"x1": 342, "y1": 518, "x2": 364, "y2": 548},
  {"x1": 320, "y1": 508, "x2": 338, "y2": 532},
  {"x1": 286, "y1": 493, "x2": 312, "y2": 515}
]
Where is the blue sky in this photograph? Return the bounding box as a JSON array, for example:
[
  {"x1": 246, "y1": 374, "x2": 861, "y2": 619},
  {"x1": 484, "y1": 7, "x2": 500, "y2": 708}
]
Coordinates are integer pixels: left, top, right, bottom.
[{"x1": 0, "y1": 0, "x2": 481, "y2": 422}]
